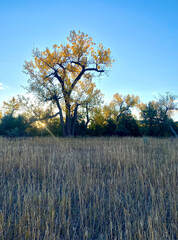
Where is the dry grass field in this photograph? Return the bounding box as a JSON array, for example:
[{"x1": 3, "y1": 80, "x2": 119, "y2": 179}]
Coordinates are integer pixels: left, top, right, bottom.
[{"x1": 0, "y1": 137, "x2": 177, "y2": 239}]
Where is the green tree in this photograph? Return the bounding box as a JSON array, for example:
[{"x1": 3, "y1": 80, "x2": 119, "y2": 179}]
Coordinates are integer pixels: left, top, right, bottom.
[
  {"x1": 0, "y1": 114, "x2": 27, "y2": 137},
  {"x1": 139, "y1": 93, "x2": 178, "y2": 137},
  {"x1": 139, "y1": 101, "x2": 158, "y2": 136},
  {"x1": 104, "y1": 118, "x2": 117, "y2": 136},
  {"x1": 116, "y1": 113, "x2": 140, "y2": 136}
]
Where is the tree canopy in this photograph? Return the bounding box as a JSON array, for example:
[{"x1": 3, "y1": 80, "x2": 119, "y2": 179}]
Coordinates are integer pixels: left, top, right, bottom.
[
  {"x1": 103, "y1": 93, "x2": 139, "y2": 121},
  {"x1": 24, "y1": 30, "x2": 113, "y2": 136},
  {"x1": 138, "y1": 93, "x2": 178, "y2": 137}
]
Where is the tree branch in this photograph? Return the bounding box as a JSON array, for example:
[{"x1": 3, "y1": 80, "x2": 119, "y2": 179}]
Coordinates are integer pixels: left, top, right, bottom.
[
  {"x1": 29, "y1": 112, "x2": 60, "y2": 124},
  {"x1": 44, "y1": 95, "x2": 62, "y2": 102},
  {"x1": 69, "y1": 66, "x2": 104, "y2": 97},
  {"x1": 44, "y1": 72, "x2": 55, "y2": 80},
  {"x1": 54, "y1": 73, "x2": 65, "y2": 91},
  {"x1": 71, "y1": 61, "x2": 85, "y2": 68},
  {"x1": 35, "y1": 54, "x2": 56, "y2": 71},
  {"x1": 69, "y1": 68, "x2": 85, "y2": 95},
  {"x1": 85, "y1": 67, "x2": 104, "y2": 73}
]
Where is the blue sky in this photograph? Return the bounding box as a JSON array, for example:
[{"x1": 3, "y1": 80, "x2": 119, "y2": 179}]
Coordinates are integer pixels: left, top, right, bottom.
[{"x1": 0, "y1": 0, "x2": 178, "y2": 118}]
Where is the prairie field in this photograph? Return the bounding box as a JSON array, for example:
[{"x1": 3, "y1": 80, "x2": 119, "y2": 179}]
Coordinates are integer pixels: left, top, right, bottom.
[{"x1": 0, "y1": 137, "x2": 177, "y2": 240}]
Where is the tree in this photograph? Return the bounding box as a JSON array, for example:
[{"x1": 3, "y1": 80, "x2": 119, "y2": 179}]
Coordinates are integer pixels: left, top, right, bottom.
[
  {"x1": 116, "y1": 113, "x2": 140, "y2": 136},
  {"x1": 79, "y1": 85, "x2": 104, "y2": 128},
  {"x1": 104, "y1": 118, "x2": 117, "y2": 136},
  {"x1": 88, "y1": 107, "x2": 106, "y2": 136},
  {"x1": 24, "y1": 30, "x2": 113, "y2": 136},
  {"x1": 18, "y1": 95, "x2": 57, "y2": 123},
  {"x1": 139, "y1": 101, "x2": 158, "y2": 136},
  {"x1": 0, "y1": 114, "x2": 27, "y2": 137},
  {"x1": 16, "y1": 95, "x2": 62, "y2": 136},
  {"x1": 2, "y1": 97, "x2": 20, "y2": 116},
  {"x1": 156, "y1": 92, "x2": 178, "y2": 136},
  {"x1": 139, "y1": 93, "x2": 178, "y2": 137},
  {"x1": 104, "y1": 93, "x2": 139, "y2": 122},
  {"x1": 66, "y1": 78, "x2": 104, "y2": 135}
]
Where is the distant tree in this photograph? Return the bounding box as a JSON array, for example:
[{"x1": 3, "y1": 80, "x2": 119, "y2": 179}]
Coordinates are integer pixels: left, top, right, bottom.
[
  {"x1": 139, "y1": 101, "x2": 158, "y2": 136},
  {"x1": 80, "y1": 86, "x2": 103, "y2": 128},
  {"x1": 116, "y1": 113, "x2": 140, "y2": 136},
  {"x1": 47, "y1": 118, "x2": 63, "y2": 136},
  {"x1": 2, "y1": 97, "x2": 20, "y2": 116},
  {"x1": 104, "y1": 118, "x2": 117, "y2": 136},
  {"x1": 0, "y1": 114, "x2": 27, "y2": 137},
  {"x1": 26, "y1": 118, "x2": 63, "y2": 137},
  {"x1": 156, "y1": 93, "x2": 178, "y2": 136},
  {"x1": 104, "y1": 93, "x2": 139, "y2": 123},
  {"x1": 139, "y1": 93, "x2": 178, "y2": 137},
  {"x1": 24, "y1": 30, "x2": 113, "y2": 136},
  {"x1": 89, "y1": 107, "x2": 105, "y2": 136},
  {"x1": 18, "y1": 95, "x2": 58, "y2": 125},
  {"x1": 75, "y1": 120, "x2": 88, "y2": 136}
]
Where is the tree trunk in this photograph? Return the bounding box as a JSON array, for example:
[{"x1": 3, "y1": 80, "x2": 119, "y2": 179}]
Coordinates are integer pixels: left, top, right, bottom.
[
  {"x1": 55, "y1": 98, "x2": 66, "y2": 136},
  {"x1": 72, "y1": 104, "x2": 79, "y2": 136},
  {"x1": 85, "y1": 103, "x2": 90, "y2": 128},
  {"x1": 168, "y1": 123, "x2": 178, "y2": 138},
  {"x1": 59, "y1": 109, "x2": 66, "y2": 137},
  {"x1": 116, "y1": 113, "x2": 122, "y2": 123},
  {"x1": 65, "y1": 103, "x2": 72, "y2": 136}
]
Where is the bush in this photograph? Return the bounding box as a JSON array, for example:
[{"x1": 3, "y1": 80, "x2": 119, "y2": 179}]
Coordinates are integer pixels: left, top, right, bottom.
[
  {"x1": 116, "y1": 114, "x2": 140, "y2": 136},
  {"x1": 0, "y1": 114, "x2": 27, "y2": 137}
]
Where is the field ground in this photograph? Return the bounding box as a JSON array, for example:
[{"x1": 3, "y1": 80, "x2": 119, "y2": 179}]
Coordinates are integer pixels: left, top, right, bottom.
[{"x1": 0, "y1": 137, "x2": 177, "y2": 239}]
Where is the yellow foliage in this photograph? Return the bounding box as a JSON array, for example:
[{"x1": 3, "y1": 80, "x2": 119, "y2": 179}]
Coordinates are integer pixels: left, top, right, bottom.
[
  {"x1": 23, "y1": 30, "x2": 113, "y2": 125},
  {"x1": 24, "y1": 30, "x2": 114, "y2": 88},
  {"x1": 113, "y1": 93, "x2": 123, "y2": 103},
  {"x1": 3, "y1": 97, "x2": 20, "y2": 115},
  {"x1": 138, "y1": 101, "x2": 158, "y2": 111},
  {"x1": 106, "y1": 93, "x2": 140, "y2": 121}
]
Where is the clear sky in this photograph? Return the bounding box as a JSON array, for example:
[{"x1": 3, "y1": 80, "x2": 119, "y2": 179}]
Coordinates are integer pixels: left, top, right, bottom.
[{"x1": 0, "y1": 0, "x2": 178, "y2": 118}]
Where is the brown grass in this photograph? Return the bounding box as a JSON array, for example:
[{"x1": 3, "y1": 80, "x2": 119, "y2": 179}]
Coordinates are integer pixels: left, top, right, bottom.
[{"x1": 0, "y1": 137, "x2": 177, "y2": 239}]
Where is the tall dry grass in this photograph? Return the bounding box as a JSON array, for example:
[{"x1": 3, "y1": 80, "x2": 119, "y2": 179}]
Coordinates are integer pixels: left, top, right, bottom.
[{"x1": 0, "y1": 137, "x2": 177, "y2": 239}]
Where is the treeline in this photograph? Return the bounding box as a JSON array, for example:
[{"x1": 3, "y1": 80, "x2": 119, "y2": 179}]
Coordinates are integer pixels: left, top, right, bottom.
[
  {"x1": 0, "y1": 92, "x2": 177, "y2": 138},
  {"x1": 1, "y1": 31, "x2": 177, "y2": 138}
]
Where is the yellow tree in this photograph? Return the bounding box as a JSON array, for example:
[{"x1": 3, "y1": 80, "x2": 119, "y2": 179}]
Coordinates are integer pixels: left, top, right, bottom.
[
  {"x1": 2, "y1": 97, "x2": 20, "y2": 116},
  {"x1": 104, "y1": 93, "x2": 140, "y2": 122},
  {"x1": 24, "y1": 30, "x2": 113, "y2": 136}
]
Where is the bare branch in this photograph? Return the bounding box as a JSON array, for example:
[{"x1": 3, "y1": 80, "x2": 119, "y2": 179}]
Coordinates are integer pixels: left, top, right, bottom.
[
  {"x1": 29, "y1": 112, "x2": 60, "y2": 124},
  {"x1": 71, "y1": 61, "x2": 85, "y2": 68},
  {"x1": 85, "y1": 68, "x2": 104, "y2": 73},
  {"x1": 69, "y1": 68, "x2": 85, "y2": 94},
  {"x1": 44, "y1": 95, "x2": 62, "y2": 102},
  {"x1": 57, "y1": 63, "x2": 66, "y2": 70},
  {"x1": 44, "y1": 72, "x2": 55, "y2": 80}
]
